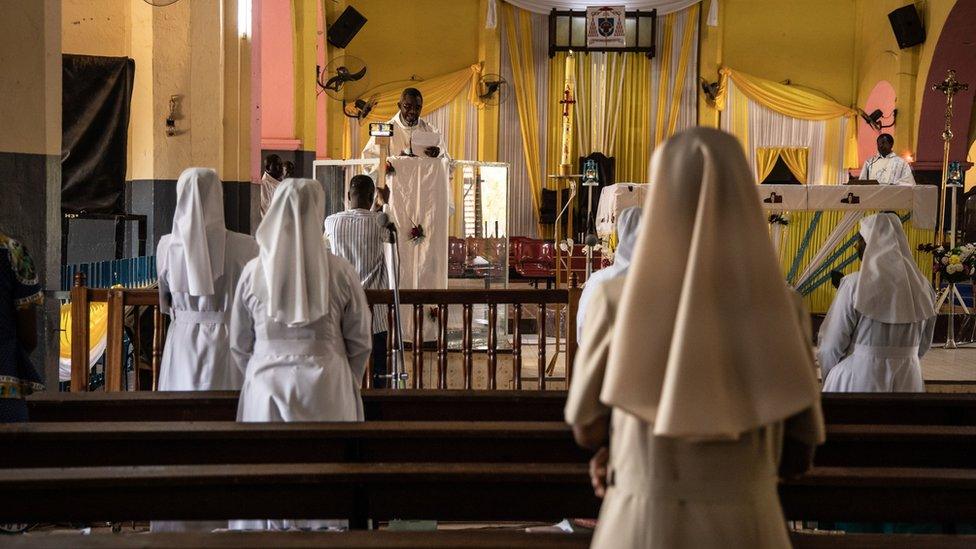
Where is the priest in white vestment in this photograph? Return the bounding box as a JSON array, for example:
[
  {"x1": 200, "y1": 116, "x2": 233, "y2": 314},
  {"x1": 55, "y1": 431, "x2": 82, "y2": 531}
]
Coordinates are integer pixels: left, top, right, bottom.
[
  {"x1": 152, "y1": 167, "x2": 258, "y2": 533},
  {"x1": 229, "y1": 178, "x2": 372, "y2": 531},
  {"x1": 858, "y1": 133, "x2": 915, "y2": 185},
  {"x1": 819, "y1": 213, "x2": 936, "y2": 392},
  {"x1": 361, "y1": 88, "x2": 450, "y2": 168},
  {"x1": 566, "y1": 128, "x2": 825, "y2": 549},
  {"x1": 576, "y1": 206, "x2": 642, "y2": 343}
]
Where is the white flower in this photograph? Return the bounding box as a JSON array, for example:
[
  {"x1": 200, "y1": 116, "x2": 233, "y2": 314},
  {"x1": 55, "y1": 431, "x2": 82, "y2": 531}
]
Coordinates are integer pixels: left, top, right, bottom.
[{"x1": 941, "y1": 257, "x2": 950, "y2": 265}]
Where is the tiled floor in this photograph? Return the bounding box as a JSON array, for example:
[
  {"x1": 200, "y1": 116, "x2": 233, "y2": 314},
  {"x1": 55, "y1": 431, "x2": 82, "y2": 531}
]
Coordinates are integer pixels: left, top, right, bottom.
[{"x1": 921, "y1": 347, "x2": 976, "y2": 382}]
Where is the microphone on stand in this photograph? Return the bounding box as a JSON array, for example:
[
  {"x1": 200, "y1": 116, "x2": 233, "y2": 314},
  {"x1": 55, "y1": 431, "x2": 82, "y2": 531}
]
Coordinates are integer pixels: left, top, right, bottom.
[
  {"x1": 375, "y1": 211, "x2": 406, "y2": 388},
  {"x1": 376, "y1": 212, "x2": 397, "y2": 243}
]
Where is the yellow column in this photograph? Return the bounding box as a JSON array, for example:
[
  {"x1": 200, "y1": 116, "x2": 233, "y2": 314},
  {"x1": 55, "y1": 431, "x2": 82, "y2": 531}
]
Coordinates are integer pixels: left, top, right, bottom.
[
  {"x1": 478, "y1": 0, "x2": 500, "y2": 162},
  {"x1": 293, "y1": 0, "x2": 319, "y2": 154},
  {"x1": 323, "y1": 0, "x2": 348, "y2": 159}
]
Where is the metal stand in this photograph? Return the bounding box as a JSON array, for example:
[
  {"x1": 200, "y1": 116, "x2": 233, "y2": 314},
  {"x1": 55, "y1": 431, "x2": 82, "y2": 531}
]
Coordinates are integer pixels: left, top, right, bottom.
[
  {"x1": 932, "y1": 70, "x2": 970, "y2": 349},
  {"x1": 384, "y1": 225, "x2": 408, "y2": 388}
]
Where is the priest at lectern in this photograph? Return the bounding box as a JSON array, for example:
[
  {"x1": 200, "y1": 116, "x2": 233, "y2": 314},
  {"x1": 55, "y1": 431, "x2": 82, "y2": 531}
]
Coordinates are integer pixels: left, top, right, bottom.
[
  {"x1": 361, "y1": 87, "x2": 451, "y2": 169},
  {"x1": 361, "y1": 87, "x2": 451, "y2": 341}
]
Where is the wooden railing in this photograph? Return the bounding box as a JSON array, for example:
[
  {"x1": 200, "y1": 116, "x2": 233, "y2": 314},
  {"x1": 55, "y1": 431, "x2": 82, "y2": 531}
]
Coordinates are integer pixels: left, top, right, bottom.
[{"x1": 69, "y1": 273, "x2": 581, "y2": 392}]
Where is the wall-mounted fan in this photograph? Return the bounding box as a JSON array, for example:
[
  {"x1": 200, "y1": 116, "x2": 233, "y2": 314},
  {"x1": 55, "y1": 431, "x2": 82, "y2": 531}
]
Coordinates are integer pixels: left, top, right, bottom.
[
  {"x1": 700, "y1": 78, "x2": 719, "y2": 103},
  {"x1": 859, "y1": 108, "x2": 896, "y2": 131},
  {"x1": 477, "y1": 73, "x2": 509, "y2": 107},
  {"x1": 344, "y1": 95, "x2": 379, "y2": 120},
  {"x1": 318, "y1": 56, "x2": 369, "y2": 100},
  {"x1": 142, "y1": 0, "x2": 181, "y2": 6}
]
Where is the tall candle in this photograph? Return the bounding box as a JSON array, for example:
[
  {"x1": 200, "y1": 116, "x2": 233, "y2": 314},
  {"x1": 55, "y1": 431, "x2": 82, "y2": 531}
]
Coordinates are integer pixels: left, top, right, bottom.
[{"x1": 560, "y1": 53, "x2": 576, "y2": 167}]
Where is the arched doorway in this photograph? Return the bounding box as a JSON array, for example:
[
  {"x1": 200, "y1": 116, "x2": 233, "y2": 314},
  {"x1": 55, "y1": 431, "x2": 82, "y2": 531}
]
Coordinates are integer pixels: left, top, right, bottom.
[{"x1": 914, "y1": 1, "x2": 976, "y2": 181}]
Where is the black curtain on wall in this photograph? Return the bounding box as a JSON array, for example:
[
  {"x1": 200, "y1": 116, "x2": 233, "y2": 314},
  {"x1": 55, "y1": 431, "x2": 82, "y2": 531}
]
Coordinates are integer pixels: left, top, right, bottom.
[{"x1": 62, "y1": 54, "x2": 135, "y2": 214}]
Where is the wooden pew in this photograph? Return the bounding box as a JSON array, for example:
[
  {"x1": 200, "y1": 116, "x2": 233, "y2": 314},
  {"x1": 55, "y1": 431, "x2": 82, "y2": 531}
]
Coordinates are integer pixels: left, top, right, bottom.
[
  {"x1": 790, "y1": 532, "x2": 976, "y2": 549},
  {"x1": 26, "y1": 390, "x2": 976, "y2": 425},
  {"x1": 26, "y1": 390, "x2": 568, "y2": 423},
  {"x1": 2, "y1": 531, "x2": 594, "y2": 549},
  {"x1": 0, "y1": 463, "x2": 973, "y2": 524},
  {"x1": 3, "y1": 531, "x2": 974, "y2": 549},
  {"x1": 0, "y1": 422, "x2": 589, "y2": 468},
  {"x1": 2, "y1": 421, "x2": 974, "y2": 470}
]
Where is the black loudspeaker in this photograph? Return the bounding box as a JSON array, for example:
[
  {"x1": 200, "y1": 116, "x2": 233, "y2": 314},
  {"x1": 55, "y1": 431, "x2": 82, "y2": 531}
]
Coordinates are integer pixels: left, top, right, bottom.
[
  {"x1": 327, "y1": 6, "x2": 367, "y2": 48},
  {"x1": 888, "y1": 5, "x2": 925, "y2": 49}
]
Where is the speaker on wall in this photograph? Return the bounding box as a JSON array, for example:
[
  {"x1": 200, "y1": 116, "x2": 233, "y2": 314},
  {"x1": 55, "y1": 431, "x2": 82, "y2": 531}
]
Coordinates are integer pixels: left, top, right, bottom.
[
  {"x1": 888, "y1": 5, "x2": 925, "y2": 49},
  {"x1": 328, "y1": 6, "x2": 367, "y2": 49}
]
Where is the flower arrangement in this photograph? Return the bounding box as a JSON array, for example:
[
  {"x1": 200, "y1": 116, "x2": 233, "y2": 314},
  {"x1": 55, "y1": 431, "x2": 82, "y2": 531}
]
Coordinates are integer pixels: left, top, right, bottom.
[
  {"x1": 918, "y1": 242, "x2": 976, "y2": 283},
  {"x1": 768, "y1": 214, "x2": 790, "y2": 226}
]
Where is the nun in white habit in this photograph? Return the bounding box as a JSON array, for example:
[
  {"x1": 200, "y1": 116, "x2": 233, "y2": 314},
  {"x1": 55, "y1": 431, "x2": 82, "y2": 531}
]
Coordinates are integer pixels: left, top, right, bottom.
[
  {"x1": 819, "y1": 213, "x2": 936, "y2": 392},
  {"x1": 566, "y1": 128, "x2": 825, "y2": 549},
  {"x1": 575, "y1": 206, "x2": 642, "y2": 343},
  {"x1": 152, "y1": 168, "x2": 258, "y2": 534},
  {"x1": 229, "y1": 178, "x2": 371, "y2": 531},
  {"x1": 156, "y1": 167, "x2": 258, "y2": 391}
]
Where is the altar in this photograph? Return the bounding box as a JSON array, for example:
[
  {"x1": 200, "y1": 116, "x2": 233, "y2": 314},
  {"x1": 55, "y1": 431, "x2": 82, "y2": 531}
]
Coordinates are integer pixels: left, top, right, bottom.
[{"x1": 595, "y1": 183, "x2": 939, "y2": 312}]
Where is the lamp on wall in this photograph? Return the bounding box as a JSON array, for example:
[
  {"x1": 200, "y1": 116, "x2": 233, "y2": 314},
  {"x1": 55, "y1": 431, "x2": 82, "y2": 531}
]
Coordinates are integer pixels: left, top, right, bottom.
[{"x1": 237, "y1": 0, "x2": 252, "y2": 39}]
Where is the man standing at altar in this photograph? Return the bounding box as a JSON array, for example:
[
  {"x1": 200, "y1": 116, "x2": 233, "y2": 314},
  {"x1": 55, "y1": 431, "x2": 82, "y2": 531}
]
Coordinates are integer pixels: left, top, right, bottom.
[
  {"x1": 858, "y1": 133, "x2": 915, "y2": 185},
  {"x1": 361, "y1": 88, "x2": 451, "y2": 173}
]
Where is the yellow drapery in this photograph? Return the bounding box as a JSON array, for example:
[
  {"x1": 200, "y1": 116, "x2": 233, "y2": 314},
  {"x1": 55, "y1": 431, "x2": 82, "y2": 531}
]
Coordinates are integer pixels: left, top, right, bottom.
[
  {"x1": 360, "y1": 64, "x2": 483, "y2": 123},
  {"x1": 716, "y1": 67, "x2": 858, "y2": 169},
  {"x1": 716, "y1": 67, "x2": 854, "y2": 120},
  {"x1": 652, "y1": 13, "x2": 674, "y2": 146},
  {"x1": 615, "y1": 54, "x2": 652, "y2": 183},
  {"x1": 664, "y1": 4, "x2": 699, "y2": 137},
  {"x1": 756, "y1": 147, "x2": 808, "y2": 183},
  {"x1": 59, "y1": 301, "x2": 109, "y2": 364},
  {"x1": 504, "y1": 3, "x2": 544, "y2": 234}
]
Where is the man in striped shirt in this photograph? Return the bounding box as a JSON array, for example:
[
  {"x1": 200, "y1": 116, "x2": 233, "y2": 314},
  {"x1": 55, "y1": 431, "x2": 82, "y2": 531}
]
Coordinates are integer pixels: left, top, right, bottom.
[{"x1": 325, "y1": 175, "x2": 391, "y2": 387}]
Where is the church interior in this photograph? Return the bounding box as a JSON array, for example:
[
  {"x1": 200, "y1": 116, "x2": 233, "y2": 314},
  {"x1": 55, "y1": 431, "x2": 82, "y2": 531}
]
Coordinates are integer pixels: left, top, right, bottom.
[{"x1": 2, "y1": 0, "x2": 976, "y2": 546}]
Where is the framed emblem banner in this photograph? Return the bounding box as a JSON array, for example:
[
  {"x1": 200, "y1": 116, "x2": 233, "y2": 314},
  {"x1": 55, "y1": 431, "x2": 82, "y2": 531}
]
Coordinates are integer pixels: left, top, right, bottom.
[
  {"x1": 586, "y1": 6, "x2": 626, "y2": 48},
  {"x1": 548, "y1": 8, "x2": 656, "y2": 57}
]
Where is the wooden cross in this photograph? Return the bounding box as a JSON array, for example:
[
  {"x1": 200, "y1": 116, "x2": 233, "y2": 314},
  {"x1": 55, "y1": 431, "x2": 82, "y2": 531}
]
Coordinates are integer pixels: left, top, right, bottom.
[{"x1": 559, "y1": 86, "x2": 575, "y2": 117}]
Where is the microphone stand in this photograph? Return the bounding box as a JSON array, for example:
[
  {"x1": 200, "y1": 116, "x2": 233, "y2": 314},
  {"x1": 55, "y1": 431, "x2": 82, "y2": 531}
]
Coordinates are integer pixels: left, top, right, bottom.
[{"x1": 384, "y1": 224, "x2": 408, "y2": 388}]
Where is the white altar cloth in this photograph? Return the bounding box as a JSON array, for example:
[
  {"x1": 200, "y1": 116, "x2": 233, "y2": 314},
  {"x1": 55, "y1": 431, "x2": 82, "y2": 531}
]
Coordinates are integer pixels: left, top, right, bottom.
[{"x1": 387, "y1": 156, "x2": 450, "y2": 341}]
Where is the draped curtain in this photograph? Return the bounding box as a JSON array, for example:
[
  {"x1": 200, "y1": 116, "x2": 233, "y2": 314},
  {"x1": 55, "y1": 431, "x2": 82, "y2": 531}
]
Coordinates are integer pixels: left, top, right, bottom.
[
  {"x1": 362, "y1": 64, "x2": 483, "y2": 123},
  {"x1": 502, "y1": 3, "x2": 545, "y2": 236},
  {"x1": 716, "y1": 68, "x2": 933, "y2": 313},
  {"x1": 756, "y1": 147, "x2": 808, "y2": 184},
  {"x1": 499, "y1": 7, "x2": 549, "y2": 238},
  {"x1": 545, "y1": 4, "x2": 699, "y2": 187}
]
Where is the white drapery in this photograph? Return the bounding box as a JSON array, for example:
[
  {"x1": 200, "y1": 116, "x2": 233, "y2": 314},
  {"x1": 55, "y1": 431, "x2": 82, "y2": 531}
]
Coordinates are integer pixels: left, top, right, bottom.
[
  {"x1": 499, "y1": 9, "x2": 549, "y2": 238},
  {"x1": 720, "y1": 79, "x2": 849, "y2": 185},
  {"x1": 576, "y1": 53, "x2": 627, "y2": 156},
  {"x1": 496, "y1": 0, "x2": 718, "y2": 25}
]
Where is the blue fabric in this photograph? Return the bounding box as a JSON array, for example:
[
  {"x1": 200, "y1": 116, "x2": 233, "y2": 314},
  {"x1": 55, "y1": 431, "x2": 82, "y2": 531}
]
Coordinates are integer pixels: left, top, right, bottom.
[
  {"x1": 0, "y1": 399, "x2": 28, "y2": 423},
  {"x1": 0, "y1": 234, "x2": 44, "y2": 420}
]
